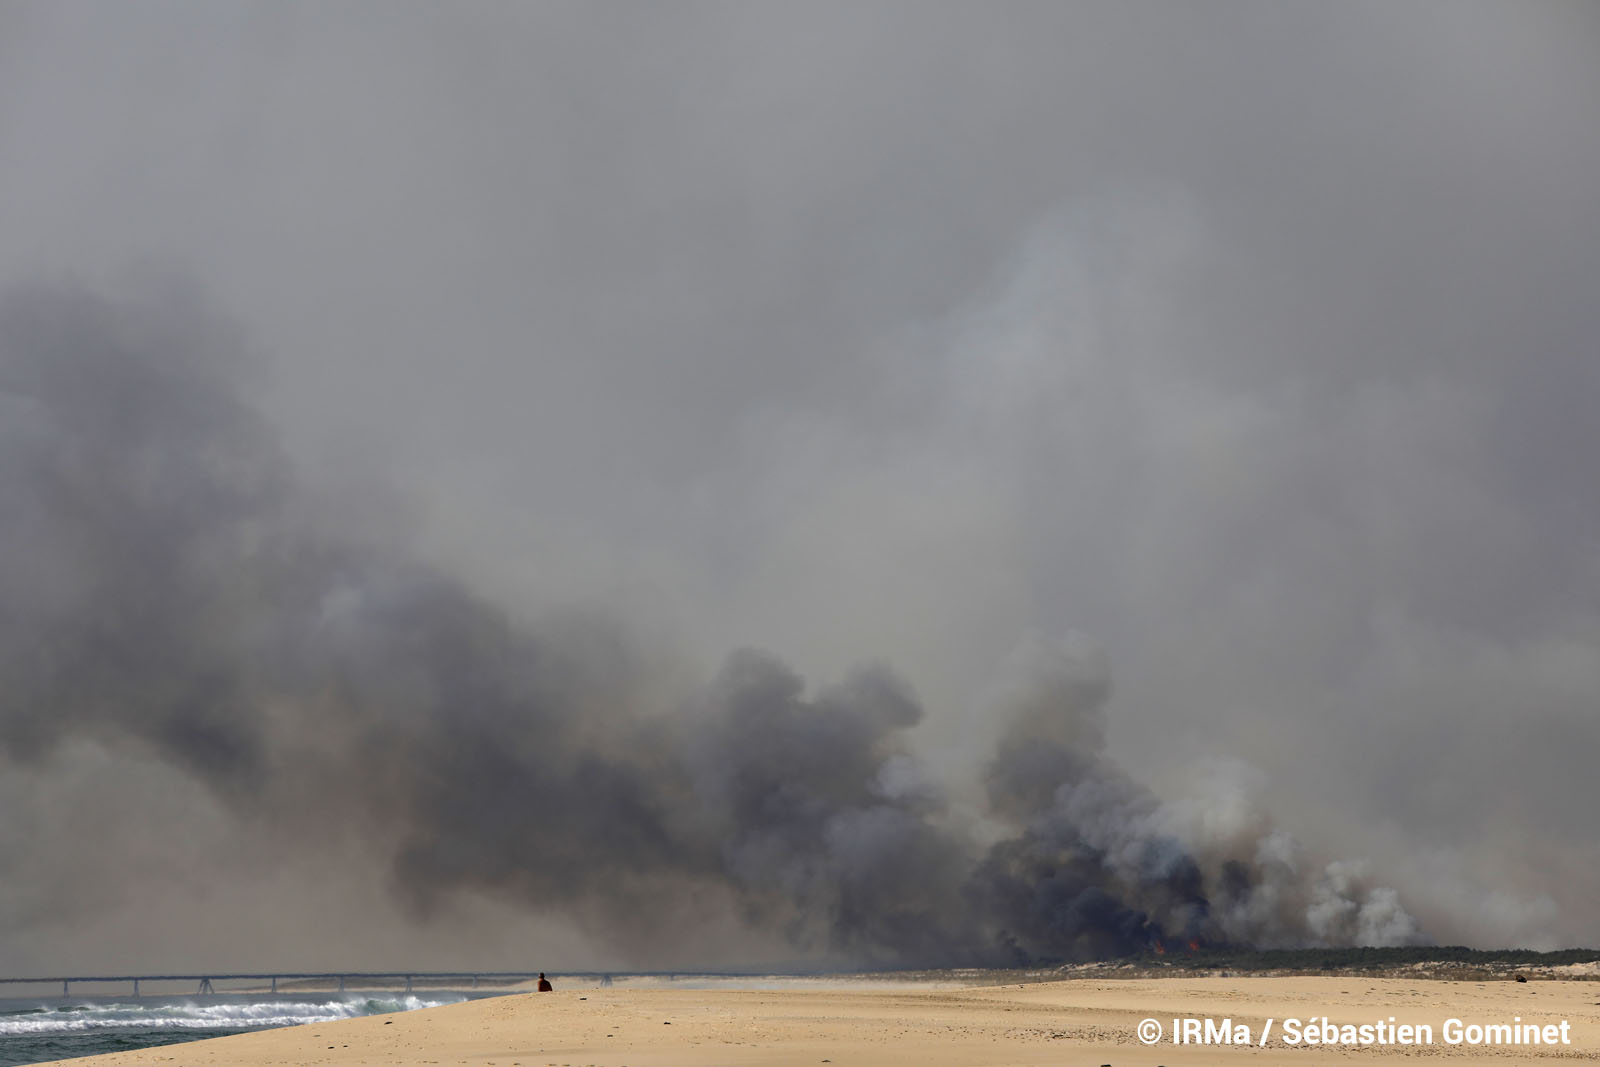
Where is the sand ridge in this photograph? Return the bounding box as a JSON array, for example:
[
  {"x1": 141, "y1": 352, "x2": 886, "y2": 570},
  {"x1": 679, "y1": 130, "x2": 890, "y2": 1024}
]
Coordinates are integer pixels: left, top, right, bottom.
[{"x1": 31, "y1": 976, "x2": 1600, "y2": 1067}]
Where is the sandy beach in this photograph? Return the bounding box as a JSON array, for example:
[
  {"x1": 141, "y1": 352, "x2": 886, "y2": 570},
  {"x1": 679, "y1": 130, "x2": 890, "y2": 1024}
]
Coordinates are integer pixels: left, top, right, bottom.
[{"x1": 32, "y1": 975, "x2": 1598, "y2": 1067}]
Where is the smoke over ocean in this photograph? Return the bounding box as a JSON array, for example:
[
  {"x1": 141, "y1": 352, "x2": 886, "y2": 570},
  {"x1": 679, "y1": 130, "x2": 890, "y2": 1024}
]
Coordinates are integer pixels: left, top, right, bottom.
[{"x1": 0, "y1": 284, "x2": 1422, "y2": 968}]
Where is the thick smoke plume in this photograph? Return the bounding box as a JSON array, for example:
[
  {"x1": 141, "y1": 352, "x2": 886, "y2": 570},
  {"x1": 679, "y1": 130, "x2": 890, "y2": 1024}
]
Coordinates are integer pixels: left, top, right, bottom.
[{"x1": 0, "y1": 284, "x2": 1421, "y2": 967}]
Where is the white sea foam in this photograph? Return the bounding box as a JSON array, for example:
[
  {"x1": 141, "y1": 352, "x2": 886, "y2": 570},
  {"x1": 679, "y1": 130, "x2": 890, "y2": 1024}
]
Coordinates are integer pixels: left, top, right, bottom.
[{"x1": 0, "y1": 995, "x2": 460, "y2": 1035}]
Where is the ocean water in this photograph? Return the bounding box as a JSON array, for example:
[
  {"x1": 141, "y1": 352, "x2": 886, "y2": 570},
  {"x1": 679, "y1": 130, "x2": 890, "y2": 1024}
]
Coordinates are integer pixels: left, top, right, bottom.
[{"x1": 0, "y1": 993, "x2": 467, "y2": 1067}]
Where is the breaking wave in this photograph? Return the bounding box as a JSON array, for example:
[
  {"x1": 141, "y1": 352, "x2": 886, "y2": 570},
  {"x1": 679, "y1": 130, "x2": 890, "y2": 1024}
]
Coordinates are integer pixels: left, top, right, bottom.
[{"x1": 0, "y1": 994, "x2": 459, "y2": 1035}]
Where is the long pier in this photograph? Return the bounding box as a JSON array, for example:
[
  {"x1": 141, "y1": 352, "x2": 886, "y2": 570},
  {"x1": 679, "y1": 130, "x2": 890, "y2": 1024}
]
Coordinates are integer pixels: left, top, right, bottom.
[{"x1": 0, "y1": 972, "x2": 561, "y2": 997}]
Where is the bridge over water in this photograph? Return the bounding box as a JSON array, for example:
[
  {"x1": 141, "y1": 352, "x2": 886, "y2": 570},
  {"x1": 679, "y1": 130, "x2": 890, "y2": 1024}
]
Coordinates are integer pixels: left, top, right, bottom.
[
  {"x1": 0, "y1": 970, "x2": 777, "y2": 998},
  {"x1": 0, "y1": 971, "x2": 569, "y2": 997}
]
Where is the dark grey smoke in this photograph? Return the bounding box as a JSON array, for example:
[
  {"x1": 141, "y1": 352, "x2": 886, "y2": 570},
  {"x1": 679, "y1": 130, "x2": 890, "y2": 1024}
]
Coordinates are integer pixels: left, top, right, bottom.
[
  {"x1": 971, "y1": 636, "x2": 1421, "y2": 957},
  {"x1": 0, "y1": 284, "x2": 1422, "y2": 967}
]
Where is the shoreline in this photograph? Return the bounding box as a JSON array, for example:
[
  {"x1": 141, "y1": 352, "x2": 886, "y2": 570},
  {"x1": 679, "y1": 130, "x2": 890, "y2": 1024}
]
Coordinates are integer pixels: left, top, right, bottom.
[{"x1": 27, "y1": 974, "x2": 1599, "y2": 1066}]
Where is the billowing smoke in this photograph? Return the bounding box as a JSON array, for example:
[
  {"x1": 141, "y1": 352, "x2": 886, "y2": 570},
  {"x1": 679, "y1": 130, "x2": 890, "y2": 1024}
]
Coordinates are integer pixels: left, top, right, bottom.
[
  {"x1": 970, "y1": 636, "x2": 1421, "y2": 959},
  {"x1": 0, "y1": 283, "x2": 1422, "y2": 968}
]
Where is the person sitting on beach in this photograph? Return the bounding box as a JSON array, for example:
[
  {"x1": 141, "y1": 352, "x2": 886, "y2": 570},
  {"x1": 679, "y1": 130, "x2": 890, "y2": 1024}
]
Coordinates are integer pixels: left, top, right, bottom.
[{"x1": 537, "y1": 973, "x2": 552, "y2": 992}]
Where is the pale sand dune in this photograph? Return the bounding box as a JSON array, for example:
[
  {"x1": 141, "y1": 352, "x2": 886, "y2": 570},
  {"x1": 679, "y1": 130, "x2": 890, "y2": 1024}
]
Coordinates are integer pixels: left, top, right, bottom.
[{"x1": 34, "y1": 976, "x2": 1599, "y2": 1067}]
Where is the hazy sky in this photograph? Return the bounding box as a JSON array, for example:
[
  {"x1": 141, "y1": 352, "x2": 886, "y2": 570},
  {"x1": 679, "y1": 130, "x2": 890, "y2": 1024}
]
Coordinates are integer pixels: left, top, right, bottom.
[{"x1": 1, "y1": 2, "x2": 1597, "y2": 971}]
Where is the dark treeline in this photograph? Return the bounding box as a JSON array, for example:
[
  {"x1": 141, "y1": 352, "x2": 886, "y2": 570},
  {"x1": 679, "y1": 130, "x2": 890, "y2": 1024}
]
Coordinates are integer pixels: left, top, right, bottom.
[{"x1": 1133, "y1": 945, "x2": 1600, "y2": 973}]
